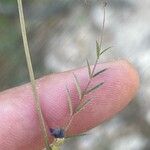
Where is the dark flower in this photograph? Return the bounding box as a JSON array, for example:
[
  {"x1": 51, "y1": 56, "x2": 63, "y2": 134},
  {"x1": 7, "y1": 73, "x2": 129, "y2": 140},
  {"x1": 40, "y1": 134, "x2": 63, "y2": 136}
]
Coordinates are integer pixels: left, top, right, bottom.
[{"x1": 49, "y1": 128, "x2": 65, "y2": 138}]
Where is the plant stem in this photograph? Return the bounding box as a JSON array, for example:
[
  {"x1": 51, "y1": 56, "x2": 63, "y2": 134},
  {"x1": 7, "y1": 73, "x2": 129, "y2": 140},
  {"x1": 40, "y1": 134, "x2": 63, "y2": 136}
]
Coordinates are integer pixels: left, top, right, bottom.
[
  {"x1": 99, "y1": 2, "x2": 106, "y2": 51},
  {"x1": 17, "y1": 0, "x2": 51, "y2": 149},
  {"x1": 65, "y1": 3, "x2": 107, "y2": 132},
  {"x1": 81, "y1": 2, "x2": 106, "y2": 98},
  {"x1": 65, "y1": 58, "x2": 99, "y2": 132},
  {"x1": 81, "y1": 3, "x2": 106, "y2": 100}
]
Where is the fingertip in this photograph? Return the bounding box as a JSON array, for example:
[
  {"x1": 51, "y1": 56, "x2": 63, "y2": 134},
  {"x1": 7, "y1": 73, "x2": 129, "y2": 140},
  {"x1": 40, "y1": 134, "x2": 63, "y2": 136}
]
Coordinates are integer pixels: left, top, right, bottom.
[
  {"x1": 63, "y1": 60, "x2": 140, "y2": 134},
  {"x1": 119, "y1": 60, "x2": 140, "y2": 94},
  {"x1": 0, "y1": 60, "x2": 139, "y2": 150},
  {"x1": 39, "y1": 60, "x2": 139, "y2": 135}
]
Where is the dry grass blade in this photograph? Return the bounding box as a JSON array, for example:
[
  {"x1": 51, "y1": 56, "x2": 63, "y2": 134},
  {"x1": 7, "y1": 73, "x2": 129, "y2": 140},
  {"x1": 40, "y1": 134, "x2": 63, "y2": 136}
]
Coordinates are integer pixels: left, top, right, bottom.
[
  {"x1": 86, "y1": 59, "x2": 92, "y2": 78},
  {"x1": 100, "y1": 46, "x2": 112, "y2": 55},
  {"x1": 86, "y1": 82, "x2": 104, "y2": 95},
  {"x1": 75, "y1": 98, "x2": 93, "y2": 113},
  {"x1": 93, "y1": 68, "x2": 108, "y2": 78},
  {"x1": 73, "y1": 73, "x2": 82, "y2": 100},
  {"x1": 66, "y1": 86, "x2": 73, "y2": 116}
]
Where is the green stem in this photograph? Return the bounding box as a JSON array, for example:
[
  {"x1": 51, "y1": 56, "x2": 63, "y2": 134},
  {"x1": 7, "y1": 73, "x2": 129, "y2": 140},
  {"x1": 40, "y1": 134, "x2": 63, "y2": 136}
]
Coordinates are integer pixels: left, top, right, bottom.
[{"x1": 17, "y1": 0, "x2": 51, "y2": 149}]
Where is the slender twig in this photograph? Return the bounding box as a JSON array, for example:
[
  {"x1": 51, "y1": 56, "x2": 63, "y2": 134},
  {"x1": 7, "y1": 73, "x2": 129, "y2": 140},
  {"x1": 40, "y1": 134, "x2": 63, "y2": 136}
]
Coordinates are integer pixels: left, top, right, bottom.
[{"x1": 17, "y1": 0, "x2": 51, "y2": 149}]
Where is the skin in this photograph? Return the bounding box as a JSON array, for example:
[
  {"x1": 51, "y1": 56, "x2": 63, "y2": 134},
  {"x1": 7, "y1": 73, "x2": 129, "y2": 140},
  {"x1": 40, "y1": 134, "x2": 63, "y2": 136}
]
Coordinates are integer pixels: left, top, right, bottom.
[{"x1": 0, "y1": 60, "x2": 139, "y2": 150}]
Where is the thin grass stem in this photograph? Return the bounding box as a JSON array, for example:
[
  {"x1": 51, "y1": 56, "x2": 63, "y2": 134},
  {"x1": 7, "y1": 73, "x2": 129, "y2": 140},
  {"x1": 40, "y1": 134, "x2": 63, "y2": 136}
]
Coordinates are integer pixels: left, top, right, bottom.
[
  {"x1": 17, "y1": 0, "x2": 51, "y2": 149},
  {"x1": 98, "y1": 2, "x2": 107, "y2": 53},
  {"x1": 65, "y1": 2, "x2": 107, "y2": 132}
]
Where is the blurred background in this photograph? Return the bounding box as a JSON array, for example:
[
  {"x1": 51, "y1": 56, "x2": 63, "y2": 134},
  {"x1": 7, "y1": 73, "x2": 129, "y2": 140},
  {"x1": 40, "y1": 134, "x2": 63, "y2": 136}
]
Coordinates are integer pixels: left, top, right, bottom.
[{"x1": 0, "y1": 0, "x2": 150, "y2": 149}]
